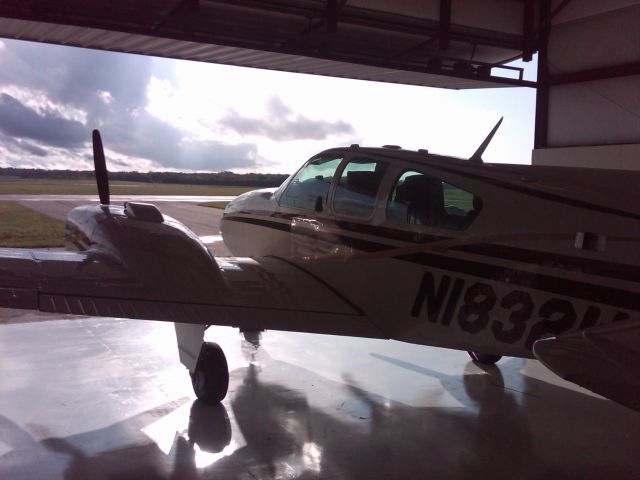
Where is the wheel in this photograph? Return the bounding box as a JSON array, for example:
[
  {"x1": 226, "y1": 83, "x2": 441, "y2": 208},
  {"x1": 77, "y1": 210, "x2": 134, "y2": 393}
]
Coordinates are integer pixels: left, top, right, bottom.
[
  {"x1": 191, "y1": 342, "x2": 229, "y2": 404},
  {"x1": 468, "y1": 351, "x2": 502, "y2": 365}
]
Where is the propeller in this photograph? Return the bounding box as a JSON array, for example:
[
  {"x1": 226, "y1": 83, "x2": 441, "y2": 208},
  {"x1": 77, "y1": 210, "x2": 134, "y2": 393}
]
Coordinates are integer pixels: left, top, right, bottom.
[{"x1": 92, "y1": 129, "x2": 110, "y2": 205}]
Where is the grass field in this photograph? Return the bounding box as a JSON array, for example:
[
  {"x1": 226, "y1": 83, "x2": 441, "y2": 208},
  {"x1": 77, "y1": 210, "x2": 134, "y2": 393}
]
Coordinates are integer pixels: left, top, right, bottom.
[
  {"x1": 0, "y1": 201, "x2": 65, "y2": 247},
  {"x1": 0, "y1": 179, "x2": 255, "y2": 196}
]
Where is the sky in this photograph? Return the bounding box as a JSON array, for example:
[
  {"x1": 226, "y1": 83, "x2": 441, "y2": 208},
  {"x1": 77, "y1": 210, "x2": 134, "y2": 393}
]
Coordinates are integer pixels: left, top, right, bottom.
[{"x1": 0, "y1": 37, "x2": 537, "y2": 174}]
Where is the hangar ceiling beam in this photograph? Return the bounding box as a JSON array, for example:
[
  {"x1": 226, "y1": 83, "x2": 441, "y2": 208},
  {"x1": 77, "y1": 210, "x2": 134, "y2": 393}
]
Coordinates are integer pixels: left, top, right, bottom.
[
  {"x1": 324, "y1": 0, "x2": 341, "y2": 33},
  {"x1": 438, "y1": 0, "x2": 452, "y2": 51},
  {"x1": 0, "y1": 0, "x2": 536, "y2": 89},
  {"x1": 546, "y1": 62, "x2": 640, "y2": 86}
]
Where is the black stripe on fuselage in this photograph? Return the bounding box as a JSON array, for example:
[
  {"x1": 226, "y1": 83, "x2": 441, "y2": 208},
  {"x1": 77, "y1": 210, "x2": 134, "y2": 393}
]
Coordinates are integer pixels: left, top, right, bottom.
[
  {"x1": 223, "y1": 214, "x2": 640, "y2": 312},
  {"x1": 337, "y1": 221, "x2": 640, "y2": 285},
  {"x1": 226, "y1": 213, "x2": 640, "y2": 284},
  {"x1": 363, "y1": 151, "x2": 640, "y2": 221}
]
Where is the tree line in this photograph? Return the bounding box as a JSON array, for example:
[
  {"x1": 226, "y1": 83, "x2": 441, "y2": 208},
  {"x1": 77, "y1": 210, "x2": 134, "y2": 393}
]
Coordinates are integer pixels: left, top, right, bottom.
[{"x1": 0, "y1": 167, "x2": 289, "y2": 187}]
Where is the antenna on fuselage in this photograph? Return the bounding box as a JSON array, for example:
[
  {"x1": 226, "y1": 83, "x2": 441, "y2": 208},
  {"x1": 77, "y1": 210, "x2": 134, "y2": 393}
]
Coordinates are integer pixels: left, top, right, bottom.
[{"x1": 469, "y1": 117, "x2": 503, "y2": 164}]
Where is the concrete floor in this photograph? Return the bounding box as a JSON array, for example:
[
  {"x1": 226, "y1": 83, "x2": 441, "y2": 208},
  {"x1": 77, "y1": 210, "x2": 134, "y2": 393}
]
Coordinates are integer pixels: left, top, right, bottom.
[
  {"x1": 1, "y1": 200, "x2": 640, "y2": 479},
  {"x1": 1, "y1": 310, "x2": 640, "y2": 479}
]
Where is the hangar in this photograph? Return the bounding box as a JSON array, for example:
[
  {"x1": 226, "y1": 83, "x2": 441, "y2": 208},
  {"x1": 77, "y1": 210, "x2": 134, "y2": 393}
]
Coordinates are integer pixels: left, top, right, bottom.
[{"x1": 0, "y1": 1, "x2": 639, "y2": 479}]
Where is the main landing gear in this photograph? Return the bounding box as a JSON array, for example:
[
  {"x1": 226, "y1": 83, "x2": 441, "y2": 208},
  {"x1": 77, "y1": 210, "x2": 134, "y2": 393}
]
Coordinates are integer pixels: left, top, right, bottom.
[
  {"x1": 175, "y1": 323, "x2": 230, "y2": 404},
  {"x1": 468, "y1": 351, "x2": 502, "y2": 365},
  {"x1": 191, "y1": 342, "x2": 229, "y2": 404}
]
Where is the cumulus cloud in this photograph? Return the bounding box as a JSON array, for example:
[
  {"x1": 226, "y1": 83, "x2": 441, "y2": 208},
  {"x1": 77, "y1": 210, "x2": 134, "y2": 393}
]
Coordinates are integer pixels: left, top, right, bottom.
[
  {"x1": 0, "y1": 39, "x2": 260, "y2": 172},
  {"x1": 0, "y1": 93, "x2": 86, "y2": 148},
  {"x1": 220, "y1": 96, "x2": 355, "y2": 141},
  {"x1": 97, "y1": 90, "x2": 114, "y2": 105},
  {"x1": 0, "y1": 132, "x2": 49, "y2": 157}
]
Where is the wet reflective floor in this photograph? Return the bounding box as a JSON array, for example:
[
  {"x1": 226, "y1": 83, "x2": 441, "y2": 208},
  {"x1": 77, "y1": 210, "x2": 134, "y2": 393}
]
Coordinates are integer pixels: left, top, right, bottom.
[{"x1": 1, "y1": 309, "x2": 639, "y2": 479}]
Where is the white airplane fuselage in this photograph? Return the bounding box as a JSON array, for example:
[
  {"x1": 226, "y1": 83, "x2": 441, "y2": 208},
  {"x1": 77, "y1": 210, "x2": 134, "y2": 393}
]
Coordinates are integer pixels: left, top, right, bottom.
[
  {"x1": 4, "y1": 130, "x2": 639, "y2": 409},
  {"x1": 220, "y1": 146, "x2": 640, "y2": 360}
]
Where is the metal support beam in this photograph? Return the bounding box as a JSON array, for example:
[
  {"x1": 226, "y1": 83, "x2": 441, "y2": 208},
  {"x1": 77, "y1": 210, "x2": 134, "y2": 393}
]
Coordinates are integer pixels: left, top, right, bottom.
[
  {"x1": 438, "y1": 0, "x2": 451, "y2": 50},
  {"x1": 536, "y1": 0, "x2": 572, "y2": 35},
  {"x1": 547, "y1": 62, "x2": 640, "y2": 85},
  {"x1": 534, "y1": 0, "x2": 551, "y2": 149},
  {"x1": 326, "y1": 0, "x2": 339, "y2": 33},
  {"x1": 522, "y1": 0, "x2": 535, "y2": 62}
]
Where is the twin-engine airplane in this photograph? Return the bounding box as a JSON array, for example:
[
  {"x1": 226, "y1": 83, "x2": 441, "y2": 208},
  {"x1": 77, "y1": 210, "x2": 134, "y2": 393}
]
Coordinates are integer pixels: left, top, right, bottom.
[{"x1": 1, "y1": 123, "x2": 639, "y2": 411}]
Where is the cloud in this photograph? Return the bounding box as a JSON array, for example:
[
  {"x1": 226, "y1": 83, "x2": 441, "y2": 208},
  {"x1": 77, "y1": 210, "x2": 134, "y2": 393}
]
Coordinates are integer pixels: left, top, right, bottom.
[
  {"x1": 97, "y1": 90, "x2": 114, "y2": 105},
  {"x1": 0, "y1": 40, "x2": 160, "y2": 116},
  {"x1": 0, "y1": 93, "x2": 86, "y2": 148},
  {"x1": 94, "y1": 109, "x2": 258, "y2": 171},
  {"x1": 0, "y1": 39, "x2": 260, "y2": 172},
  {"x1": 219, "y1": 96, "x2": 355, "y2": 141},
  {"x1": 13, "y1": 140, "x2": 49, "y2": 157},
  {"x1": 0, "y1": 132, "x2": 49, "y2": 157},
  {"x1": 178, "y1": 139, "x2": 258, "y2": 170}
]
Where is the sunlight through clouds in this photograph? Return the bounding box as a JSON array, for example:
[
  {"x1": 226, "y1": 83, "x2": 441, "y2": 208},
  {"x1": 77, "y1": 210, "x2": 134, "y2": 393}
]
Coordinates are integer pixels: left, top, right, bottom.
[
  {"x1": 2, "y1": 84, "x2": 88, "y2": 125},
  {"x1": 0, "y1": 38, "x2": 535, "y2": 173}
]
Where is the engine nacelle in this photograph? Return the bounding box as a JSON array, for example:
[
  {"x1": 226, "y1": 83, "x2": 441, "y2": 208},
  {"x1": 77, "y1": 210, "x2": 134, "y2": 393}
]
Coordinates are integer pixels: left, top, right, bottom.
[{"x1": 64, "y1": 203, "x2": 226, "y2": 304}]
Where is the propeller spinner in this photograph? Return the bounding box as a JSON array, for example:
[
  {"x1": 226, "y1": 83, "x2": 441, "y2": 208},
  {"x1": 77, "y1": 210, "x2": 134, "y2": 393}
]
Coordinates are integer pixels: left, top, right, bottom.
[{"x1": 92, "y1": 129, "x2": 110, "y2": 205}]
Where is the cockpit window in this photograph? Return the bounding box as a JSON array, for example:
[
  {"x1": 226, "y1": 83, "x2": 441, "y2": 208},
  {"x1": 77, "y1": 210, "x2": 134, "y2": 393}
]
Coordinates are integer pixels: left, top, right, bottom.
[
  {"x1": 387, "y1": 170, "x2": 481, "y2": 230},
  {"x1": 279, "y1": 155, "x2": 342, "y2": 211},
  {"x1": 333, "y1": 158, "x2": 388, "y2": 218}
]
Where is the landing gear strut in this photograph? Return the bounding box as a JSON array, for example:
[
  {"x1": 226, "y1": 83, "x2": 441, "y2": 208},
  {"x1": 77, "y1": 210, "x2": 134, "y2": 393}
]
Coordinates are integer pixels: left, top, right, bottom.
[
  {"x1": 468, "y1": 351, "x2": 502, "y2": 365},
  {"x1": 191, "y1": 342, "x2": 229, "y2": 404}
]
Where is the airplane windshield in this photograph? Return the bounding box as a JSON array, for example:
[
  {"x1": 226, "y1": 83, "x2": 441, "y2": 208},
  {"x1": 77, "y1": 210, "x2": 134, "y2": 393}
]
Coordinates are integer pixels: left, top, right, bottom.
[{"x1": 279, "y1": 155, "x2": 343, "y2": 211}]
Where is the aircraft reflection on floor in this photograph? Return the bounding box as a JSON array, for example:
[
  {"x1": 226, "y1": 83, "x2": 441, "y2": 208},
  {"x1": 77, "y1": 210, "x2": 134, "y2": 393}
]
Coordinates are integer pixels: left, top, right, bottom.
[
  {"x1": 1, "y1": 317, "x2": 640, "y2": 479},
  {"x1": 208, "y1": 356, "x2": 639, "y2": 479}
]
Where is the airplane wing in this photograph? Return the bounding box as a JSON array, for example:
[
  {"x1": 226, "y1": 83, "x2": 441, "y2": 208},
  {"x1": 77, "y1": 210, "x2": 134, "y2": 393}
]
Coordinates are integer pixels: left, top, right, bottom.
[
  {"x1": 533, "y1": 319, "x2": 640, "y2": 411},
  {"x1": 0, "y1": 246, "x2": 382, "y2": 339}
]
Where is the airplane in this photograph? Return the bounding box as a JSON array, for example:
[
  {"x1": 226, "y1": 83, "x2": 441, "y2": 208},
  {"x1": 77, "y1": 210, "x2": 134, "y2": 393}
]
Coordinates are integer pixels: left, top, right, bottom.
[{"x1": 1, "y1": 123, "x2": 639, "y2": 412}]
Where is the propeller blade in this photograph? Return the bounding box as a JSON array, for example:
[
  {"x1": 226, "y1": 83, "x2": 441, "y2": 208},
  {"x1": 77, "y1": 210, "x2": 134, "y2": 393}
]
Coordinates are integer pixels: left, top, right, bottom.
[{"x1": 92, "y1": 129, "x2": 110, "y2": 205}]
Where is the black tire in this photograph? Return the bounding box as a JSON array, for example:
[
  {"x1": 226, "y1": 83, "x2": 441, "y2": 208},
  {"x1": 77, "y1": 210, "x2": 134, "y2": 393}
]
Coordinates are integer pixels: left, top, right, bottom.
[
  {"x1": 468, "y1": 351, "x2": 502, "y2": 365},
  {"x1": 191, "y1": 342, "x2": 229, "y2": 404}
]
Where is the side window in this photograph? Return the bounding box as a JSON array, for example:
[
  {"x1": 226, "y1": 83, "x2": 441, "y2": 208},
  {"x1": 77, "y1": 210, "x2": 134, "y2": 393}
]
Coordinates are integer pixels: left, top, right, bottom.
[
  {"x1": 333, "y1": 158, "x2": 388, "y2": 218},
  {"x1": 387, "y1": 171, "x2": 482, "y2": 230},
  {"x1": 279, "y1": 155, "x2": 342, "y2": 211}
]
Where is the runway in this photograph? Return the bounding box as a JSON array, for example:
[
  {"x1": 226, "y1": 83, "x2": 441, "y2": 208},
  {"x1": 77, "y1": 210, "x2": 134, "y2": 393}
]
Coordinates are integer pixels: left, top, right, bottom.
[{"x1": 1, "y1": 199, "x2": 640, "y2": 479}]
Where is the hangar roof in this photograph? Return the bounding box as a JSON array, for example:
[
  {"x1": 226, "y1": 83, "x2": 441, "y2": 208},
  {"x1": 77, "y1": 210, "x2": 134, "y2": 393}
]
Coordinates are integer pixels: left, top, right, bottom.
[{"x1": 0, "y1": 0, "x2": 537, "y2": 89}]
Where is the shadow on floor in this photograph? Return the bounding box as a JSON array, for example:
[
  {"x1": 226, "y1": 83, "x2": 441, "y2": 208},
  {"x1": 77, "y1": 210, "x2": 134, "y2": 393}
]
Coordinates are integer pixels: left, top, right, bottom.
[{"x1": 1, "y1": 352, "x2": 639, "y2": 479}]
